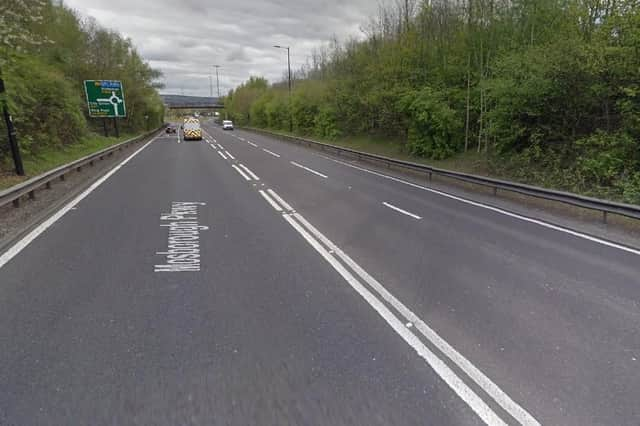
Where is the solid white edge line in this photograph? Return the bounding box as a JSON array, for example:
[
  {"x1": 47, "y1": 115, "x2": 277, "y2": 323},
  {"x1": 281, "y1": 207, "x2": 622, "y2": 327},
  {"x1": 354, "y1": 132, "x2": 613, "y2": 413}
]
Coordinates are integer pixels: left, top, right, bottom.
[
  {"x1": 266, "y1": 189, "x2": 294, "y2": 212},
  {"x1": 290, "y1": 161, "x2": 328, "y2": 179},
  {"x1": 282, "y1": 213, "x2": 507, "y2": 426},
  {"x1": 247, "y1": 141, "x2": 258, "y2": 147},
  {"x1": 0, "y1": 136, "x2": 159, "y2": 270},
  {"x1": 259, "y1": 190, "x2": 283, "y2": 212},
  {"x1": 217, "y1": 150, "x2": 228, "y2": 160},
  {"x1": 383, "y1": 201, "x2": 422, "y2": 220},
  {"x1": 232, "y1": 164, "x2": 251, "y2": 181},
  {"x1": 328, "y1": 157, "x2": 640, "y2": 257},
  {"x1": 225, "y1": 151, "x2": 235, "y2": 160},
  {"x1": 291, "y1": 211, "x2": 540, "y2": 426},
  {"x1": 238, "y1": 164, "x2": 260, "y2": 181},
  {"x1": 262, "y1": 148, "x2": 281, "y2": 158}
]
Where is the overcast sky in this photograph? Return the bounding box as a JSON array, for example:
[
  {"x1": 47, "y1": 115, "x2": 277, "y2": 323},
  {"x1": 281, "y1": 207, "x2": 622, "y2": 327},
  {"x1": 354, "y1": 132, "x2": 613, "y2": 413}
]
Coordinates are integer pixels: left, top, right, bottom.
[{"x1": 63, "y1": 0, "x2": 380, "y2": 98}]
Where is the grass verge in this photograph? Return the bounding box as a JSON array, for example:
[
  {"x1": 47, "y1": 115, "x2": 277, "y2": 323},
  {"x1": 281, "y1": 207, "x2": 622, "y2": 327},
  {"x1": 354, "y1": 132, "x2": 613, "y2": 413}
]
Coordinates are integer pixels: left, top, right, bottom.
[
  {"x1": 0, "y1": 132, "x2": 137, "y2": 190},
  {"x1": 253, "y1": 128, "x2": 491, "y2": 176}
]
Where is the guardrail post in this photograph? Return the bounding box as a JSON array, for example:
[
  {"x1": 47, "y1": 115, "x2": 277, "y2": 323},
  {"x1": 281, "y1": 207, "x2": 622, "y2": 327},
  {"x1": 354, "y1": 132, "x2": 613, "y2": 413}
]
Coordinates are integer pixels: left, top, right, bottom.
[
  {"x1": 46, "y1": 181, "x2": 51, "y2": 189},
  {"x1": 493, "y1": 187, "x2": 498, "y2": 196},
  {"x1": 28, "y1": 190, "x2": 35, "y2": 200},
  {"x1": 12, "y1": 198, "x2": 20, "y2": 208},
  {"x1": 60, "y1": 174, "x2": 65, "y2": 181},
  {"x1": 428, "y1": 172, "x2": 432, "y2": 182}
]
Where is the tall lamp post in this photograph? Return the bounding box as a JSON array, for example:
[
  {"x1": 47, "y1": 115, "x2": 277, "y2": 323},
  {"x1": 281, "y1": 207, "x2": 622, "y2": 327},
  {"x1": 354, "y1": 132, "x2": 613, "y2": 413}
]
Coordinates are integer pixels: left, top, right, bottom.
[
  {"x1": 273, "y1": 45, "x2": 292, "y2": 132},
  {"x1": 213, "y1": 65, "x2": 221, "y2": 98}
]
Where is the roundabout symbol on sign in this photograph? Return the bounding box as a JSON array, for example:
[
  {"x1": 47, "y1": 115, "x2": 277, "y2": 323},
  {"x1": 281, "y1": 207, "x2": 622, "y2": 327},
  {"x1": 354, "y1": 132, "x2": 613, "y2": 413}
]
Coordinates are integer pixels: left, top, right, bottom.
[{"x1": 97, "y1": 91, "x2": 124, "y2": 117}]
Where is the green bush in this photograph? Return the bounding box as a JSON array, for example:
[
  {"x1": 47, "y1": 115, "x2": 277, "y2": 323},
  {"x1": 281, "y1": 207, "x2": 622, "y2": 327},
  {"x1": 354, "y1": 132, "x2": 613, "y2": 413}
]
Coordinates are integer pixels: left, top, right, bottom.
[
  {"x1": 574, "y1": 132, "x2": 637, "y2": 187},
  {"x1": 397, "y1": 87, "x2": 461, "y2": 159},
  {"x1": 291, "y1": 91, "x2": 319, "y2": 135},
  {"x1": 314, "y1": 104, "x2": 341, "y2": 140},
  {"x1": 265, "y1": 96, "x2": 289, "y2": 130},
  {"x1": 622, "y1": 173, "x2": 640, "y2": 204},
  {"x1": 4, "y1": 54, "x2": 87, "y2": 157},
  {"x1": 250, "y1": 92, "x2": 271, "y2": 128}
]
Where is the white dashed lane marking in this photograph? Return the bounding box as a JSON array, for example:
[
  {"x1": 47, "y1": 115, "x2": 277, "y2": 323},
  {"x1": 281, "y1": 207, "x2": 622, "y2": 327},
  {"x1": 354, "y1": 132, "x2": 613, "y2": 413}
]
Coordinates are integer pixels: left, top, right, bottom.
[
  {"x1": 290, "y1": 161, "x2": 328, "y2": 179},
  {"x1": 382, "y1": 202, "x2": 422, "y2": 220},
  {"x1": 262, "y1": 148, "x2": 281, "y2": 158}
]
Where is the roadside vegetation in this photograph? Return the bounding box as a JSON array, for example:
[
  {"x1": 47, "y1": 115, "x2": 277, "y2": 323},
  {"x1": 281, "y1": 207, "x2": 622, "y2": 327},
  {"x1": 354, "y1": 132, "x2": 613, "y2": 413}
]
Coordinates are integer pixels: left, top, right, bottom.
[
  {"x1": 0, "y1": 0, "x2": 164, "y2": 183},
  {"x1": 0, "y1": 133, "x2": 137, "y2": 190},
  {"x1": 225, "y1": 0, "x2": 640, "y2": 204}
]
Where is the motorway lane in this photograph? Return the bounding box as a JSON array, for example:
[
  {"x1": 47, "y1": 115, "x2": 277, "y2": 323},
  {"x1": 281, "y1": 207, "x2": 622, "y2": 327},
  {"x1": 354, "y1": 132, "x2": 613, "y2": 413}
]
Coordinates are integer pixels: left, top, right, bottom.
[
  {"x1": 204, "y1": 122, "x2": 640, "y2": 425},
  {"x1": 0, "y1": 131, "x2": 487, "y2": 425}
]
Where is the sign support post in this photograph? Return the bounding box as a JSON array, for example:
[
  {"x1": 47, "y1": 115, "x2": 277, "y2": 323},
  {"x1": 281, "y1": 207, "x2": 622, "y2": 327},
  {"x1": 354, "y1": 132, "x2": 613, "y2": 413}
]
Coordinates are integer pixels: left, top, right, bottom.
[{"x1": 0, "y1": 78, "x2": 24, "y2": 176}]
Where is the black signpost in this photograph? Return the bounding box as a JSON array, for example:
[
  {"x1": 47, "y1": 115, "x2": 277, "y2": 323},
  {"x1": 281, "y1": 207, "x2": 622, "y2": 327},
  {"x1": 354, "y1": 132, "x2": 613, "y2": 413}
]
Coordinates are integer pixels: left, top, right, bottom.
[{"x1": 0, "y1": 78, "x2": 24, "y2": 176}]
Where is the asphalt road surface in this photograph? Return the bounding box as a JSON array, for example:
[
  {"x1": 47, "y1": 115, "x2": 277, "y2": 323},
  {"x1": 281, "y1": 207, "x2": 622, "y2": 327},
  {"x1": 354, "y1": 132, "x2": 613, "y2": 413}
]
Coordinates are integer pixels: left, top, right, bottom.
[{"x1": 1, "y1": 121, "x2": 639, "y2": 425}]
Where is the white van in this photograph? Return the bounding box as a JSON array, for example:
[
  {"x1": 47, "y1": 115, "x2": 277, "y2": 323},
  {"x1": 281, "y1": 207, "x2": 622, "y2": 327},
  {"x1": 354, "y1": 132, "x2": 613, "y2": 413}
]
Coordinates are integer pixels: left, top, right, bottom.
[{"x1": 222, "y1": 120, "x2": 234, "y2": 130}]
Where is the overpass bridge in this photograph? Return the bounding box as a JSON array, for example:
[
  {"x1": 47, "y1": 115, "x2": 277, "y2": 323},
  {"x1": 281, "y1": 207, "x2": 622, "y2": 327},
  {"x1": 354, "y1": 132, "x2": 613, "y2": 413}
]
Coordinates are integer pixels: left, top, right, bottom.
[{"x1": 161, "y1": 94, "x2": 224, "y2": 110}]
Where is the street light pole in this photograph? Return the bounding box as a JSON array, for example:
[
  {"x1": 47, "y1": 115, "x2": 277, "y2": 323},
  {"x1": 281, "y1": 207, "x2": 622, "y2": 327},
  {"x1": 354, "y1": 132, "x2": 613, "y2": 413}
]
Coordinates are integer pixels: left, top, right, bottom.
[
  {"x1": 209, "y1": 75, "x2": 213, "y2": 98},
  {"x1": 273, "y1": 45, "x2": 293, "y2": 131},
  {"x1": 213, "y1": 65, "x2": 221, "y2": 98}
]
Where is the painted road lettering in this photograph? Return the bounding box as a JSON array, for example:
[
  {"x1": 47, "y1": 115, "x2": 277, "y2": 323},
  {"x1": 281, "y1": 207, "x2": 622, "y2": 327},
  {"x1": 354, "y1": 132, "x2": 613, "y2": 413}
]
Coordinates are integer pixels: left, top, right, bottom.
[{"x1": 155, "y1": 202, "x2": 208, "y2": 272}]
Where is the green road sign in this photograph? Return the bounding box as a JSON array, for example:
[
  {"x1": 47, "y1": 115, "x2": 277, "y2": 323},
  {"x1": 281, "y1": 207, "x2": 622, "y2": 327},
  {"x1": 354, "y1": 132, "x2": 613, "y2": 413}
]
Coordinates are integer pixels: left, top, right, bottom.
[{"x1": 84, "y1": 80, "x2": 126, "y2": 118}]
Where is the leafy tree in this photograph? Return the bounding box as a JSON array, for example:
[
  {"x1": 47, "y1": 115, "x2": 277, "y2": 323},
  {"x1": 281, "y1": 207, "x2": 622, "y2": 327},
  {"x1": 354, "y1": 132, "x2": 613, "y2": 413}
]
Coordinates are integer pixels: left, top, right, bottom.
[
  {"x1": 0, "y1": 0, "x2": 165, "y2": 171},
  {"x1": 226, "y1": 0, "x2": 640, "y2": 201}
]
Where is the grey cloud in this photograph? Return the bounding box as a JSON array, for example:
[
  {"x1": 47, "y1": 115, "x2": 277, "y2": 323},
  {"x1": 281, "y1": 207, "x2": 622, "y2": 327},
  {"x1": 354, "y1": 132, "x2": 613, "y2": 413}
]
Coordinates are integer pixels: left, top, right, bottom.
[
  {"x1": 226, "y1": 47, "x2": 249, "y2": 63},
  {"x1": 65, "y1": 0, "x2": 381, "y2": 96}
]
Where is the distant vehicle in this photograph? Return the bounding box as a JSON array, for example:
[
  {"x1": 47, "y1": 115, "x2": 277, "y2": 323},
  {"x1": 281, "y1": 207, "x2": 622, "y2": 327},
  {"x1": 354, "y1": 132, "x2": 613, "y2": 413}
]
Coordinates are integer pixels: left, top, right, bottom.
[
  {"x1": 182, "y1": 117, "x2": 203, "y2": 140},
  {"x1": 165, "y1": 124, "x2": 177, "y2": 134},
  {"x1": 222, "y1": 120, "x2": 234, "y2": 130}
]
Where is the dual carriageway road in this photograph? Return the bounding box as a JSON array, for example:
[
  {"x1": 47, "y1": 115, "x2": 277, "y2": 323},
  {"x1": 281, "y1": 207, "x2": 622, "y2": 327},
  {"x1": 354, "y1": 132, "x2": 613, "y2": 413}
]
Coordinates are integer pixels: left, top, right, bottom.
[{"x1": 1, "y1": 120, "x2": 639, "y2": 425}]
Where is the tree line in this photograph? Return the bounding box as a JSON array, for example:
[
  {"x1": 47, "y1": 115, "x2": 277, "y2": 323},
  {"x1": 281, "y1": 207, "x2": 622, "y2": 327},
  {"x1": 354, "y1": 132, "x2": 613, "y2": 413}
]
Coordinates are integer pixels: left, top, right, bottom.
[
  {"x1": 0, "y1": 0, "x2": 165, "y2": 168},
  {"x1": 225, "y1": 0, "x2": 640, "y2": 203}
]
